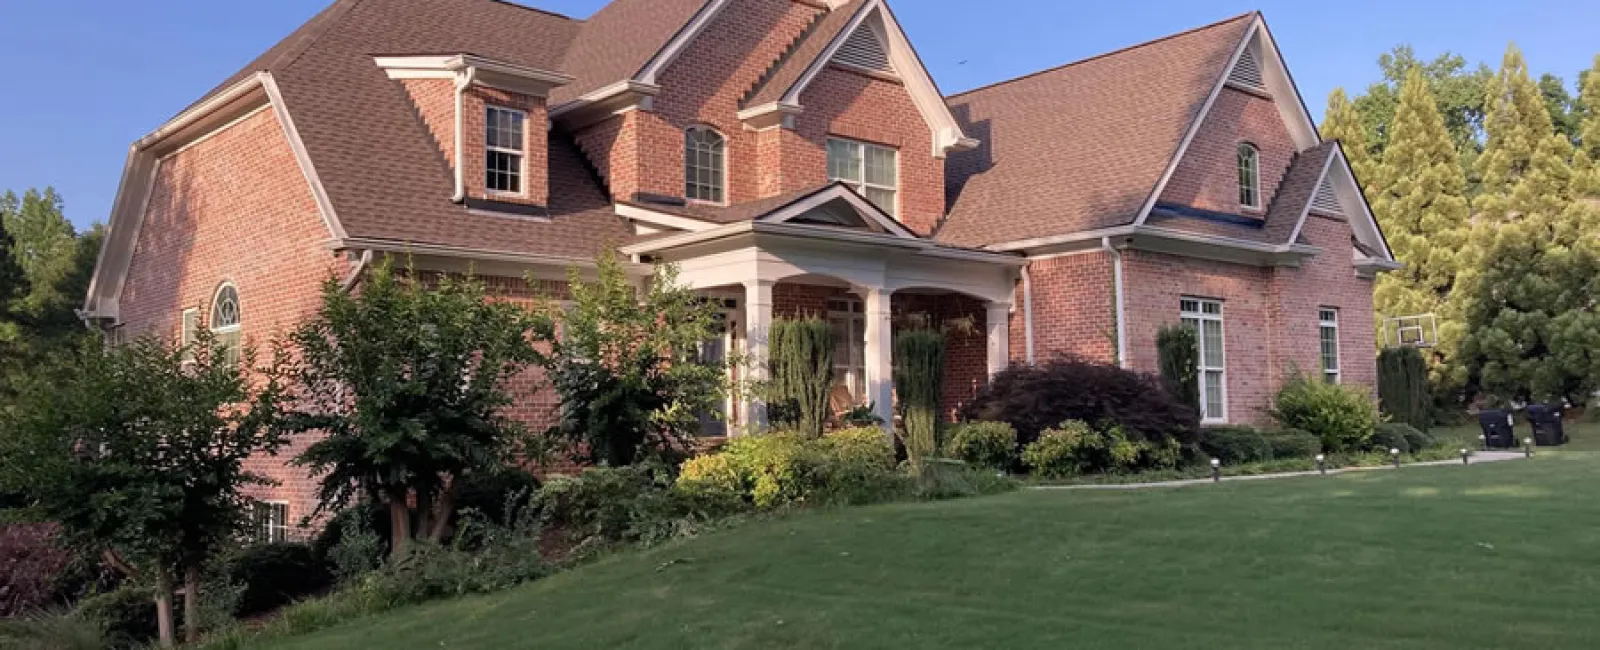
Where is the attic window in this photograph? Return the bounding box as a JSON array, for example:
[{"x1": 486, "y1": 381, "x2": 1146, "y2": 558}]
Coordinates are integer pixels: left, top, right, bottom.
[
  {"x1": 1228, "y1": 48, "x2": 1265, "y2": 91},
  {"x1": 485, "y1": 106, "x2": 526, "y2": 195},
  {"x1": 1311, "y1": 177, "x2": 1343, "y2": 215},
  {"x1": 832, "y1": 23, "x2": 894, "y2": 75},
  {"x1": 1237, "y1": 143, "x2": 1260, "y2": 209}
]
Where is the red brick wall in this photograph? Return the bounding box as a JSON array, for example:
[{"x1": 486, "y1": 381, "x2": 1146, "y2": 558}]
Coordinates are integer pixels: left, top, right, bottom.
[
  {"x1": 1268, "y1": 215, "x2": 1377, "y2": 391},
  {"x1": 1015, "y1": 252, "x2": 1118, "y2": 365},
  {"x1": 117, "y1": 106, "x2": 348, "y2": 537},
  {"x1": 1159, "y1": 87, "x2": 1295, "y2": 217},
  {"x1": 401, "y1": 79, "x2": 455, "y2": 168},
  {"x1": 574, "y1": 109, "x2": 682, "y2": 201},
  {"x1": 464, "y1": 87, "x2": 551, "y2": 206}
]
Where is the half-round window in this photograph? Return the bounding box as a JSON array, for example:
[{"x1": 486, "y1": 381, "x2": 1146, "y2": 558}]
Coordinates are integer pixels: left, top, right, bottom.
[
  {"x1": 685, "y1": 126, "x2": 726, "y2": 203},
  {"x1": 211, "y1": 283, "x2": 242, "y2": 366},
  {"x1": 1237, "y1": 143, "x2": 1260, "y2": 209}
]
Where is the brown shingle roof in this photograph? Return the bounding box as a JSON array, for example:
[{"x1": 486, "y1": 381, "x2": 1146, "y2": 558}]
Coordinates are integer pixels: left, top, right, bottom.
[
  {"x1": 743, "y1": 0, "x2": 866, "y2": 108},
  {"x1": 551, "y1": 0, "x2": 712, "y2": 105},
  {"x1": 1262, "y1": 140, "x2": 1339, "y2": 244},
  {"x1": 936, "y1": 13, "x2": 1256, "y2": 249}
]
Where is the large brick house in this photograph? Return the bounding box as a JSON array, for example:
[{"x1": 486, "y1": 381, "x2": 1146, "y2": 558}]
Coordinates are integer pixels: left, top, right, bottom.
[{"x1": 82, "y1": 0, "x2": 1396, "y2": 526}]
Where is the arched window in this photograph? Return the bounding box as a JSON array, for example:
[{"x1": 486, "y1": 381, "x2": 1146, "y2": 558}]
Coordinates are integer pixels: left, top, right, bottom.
[
  {"x1": 211, "y1": 282, "x2": 242, "y2": 366},
  {"x1": 1237, "y1": 143, "x2": 1260, "y2": 209},
  {"x1": 685, "y1": 127, "x2": 726, "y2": 203}
]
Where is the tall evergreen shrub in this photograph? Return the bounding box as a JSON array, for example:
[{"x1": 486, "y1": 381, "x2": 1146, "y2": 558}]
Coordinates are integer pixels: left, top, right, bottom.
[
  {"x1": 767, "y1": 317, "x2": 834, "y2": 438},
  {"x1": 1156, "y1": 324, "x2": 1199, "y2": 413},
  {"x1": 894, "y1": 329, "x2": 946, "y2": 465},
  {"x1": 1377, "y1": 346, "x2": 1431, "y2": 431}
]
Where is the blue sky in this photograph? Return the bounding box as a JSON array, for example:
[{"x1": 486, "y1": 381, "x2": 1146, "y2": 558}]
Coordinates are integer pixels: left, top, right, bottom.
[{"x1": 1, "y1": 0, "x2": 1596, "y2": 229}]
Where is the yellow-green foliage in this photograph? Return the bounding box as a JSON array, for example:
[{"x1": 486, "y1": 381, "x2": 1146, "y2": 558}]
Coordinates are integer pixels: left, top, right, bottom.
[
  {"x1": 816, "y1": 427, "x2": 896, "y2": 472},
  {"x1": 944, "y1": 422, "x2": 1018, "y2": 470},
  {"x1": 675, "y1": 453, "x2": 742, "y2": 497},
  {"x1": 1269, "y1": 374, "x2": 1380, "y2": 452},
  {"x1": 1022, "y1": 420, "x2": 1175, "y2": 478},
  {"x1": 675, "y1": 428, "x2": 898, "y2": 508}
]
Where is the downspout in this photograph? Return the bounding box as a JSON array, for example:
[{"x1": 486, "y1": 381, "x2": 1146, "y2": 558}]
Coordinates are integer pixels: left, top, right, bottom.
[
  {"x1": 1021, "y1": 264, "x2": 1036, "y2": 365},
  {"x1": 340, "y1": 250, "x2": 374, "y2": 293},
  {"x1": 1103, "y1": 237, "x2": 1128, "y2": 369},
  {"x1": 450, "y1": 67, "x2": 479, "y2": 203}
]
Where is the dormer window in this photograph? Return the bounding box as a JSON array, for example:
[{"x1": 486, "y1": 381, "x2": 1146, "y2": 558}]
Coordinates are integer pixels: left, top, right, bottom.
[
  {"x1": 1237, "y1": 143, "x2": 1260, "y2": 209},
  {"x1": 486, "y1": 106, "x2": 526, "y2": 195},
  {"x1": 685, "y1": 126, "x2": 726, "y2": 203}
]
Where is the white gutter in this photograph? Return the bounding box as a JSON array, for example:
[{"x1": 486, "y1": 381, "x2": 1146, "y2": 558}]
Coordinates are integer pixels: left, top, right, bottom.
[
  {"x1": 451, "y1": 67, "x2": 478, "y2": 203},
  {"x1": 1021, "y1": 264, "x2": 1035, "y2": 364},
  {"x1": 1103, "y1": 237, "x2": 1129, "y2": 369},
  {"x1": 339, "y1": 250, "x2": 374, "y2": 293},
  {"x1": 619, "y1": 221, "x2": 1027, "y2": 266}
]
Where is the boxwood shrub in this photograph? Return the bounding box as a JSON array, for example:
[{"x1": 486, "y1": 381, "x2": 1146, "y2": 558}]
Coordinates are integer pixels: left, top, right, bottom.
[{"x1": 943, "y1": 422, "x2": 1019, "y2": 471}]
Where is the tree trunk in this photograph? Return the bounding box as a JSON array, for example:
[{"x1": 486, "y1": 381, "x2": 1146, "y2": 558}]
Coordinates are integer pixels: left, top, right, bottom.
[
  {"x1": 154, "y1": 569, "x2": 175, "y2": 648},
  {"x1": 184, "y1": 563, "x2": 202, "y2": 644},
  {"x1": 388, "y1": 498, "x2": 412, "y2": 559},
  {"x1": 428, "y1": 478, "x2": 462, "y2": 542},
  {"x1": 414, "y1": 490, "x2": 434, "y2": 545}
]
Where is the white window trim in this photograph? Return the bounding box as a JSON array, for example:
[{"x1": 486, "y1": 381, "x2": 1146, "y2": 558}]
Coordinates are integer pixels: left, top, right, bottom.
[
  {"x1": 257, "y1": 500, "x2": 289, "y2": 543},
  {"x1": 485, "y1": 105, "x2": 528, "y2": 198},
  {"x1": 684, "y1": 125, "x2": 728, "y2": 206},
  {"x1": 1237, "y1": 143, "x2": 1261, "y2": 210},
  {"x1": 180, "y1": 308, "x2": 199, "y2": 364},
  {"x1": 1319, "y1": 308, "x2": 1341, "y2": 384},
  {"x1": 828, "y1": 297, "x2": 867, "y2": 403},
  {"x1": 826, "y1": 137, "x2": 899, "y2": 218},
  {"x1": 1182, "y1": 297, "x2": 1227, "y2": 424},
  {"x1": 210, "y1": 283, "x2": 241, "y2": 335}
]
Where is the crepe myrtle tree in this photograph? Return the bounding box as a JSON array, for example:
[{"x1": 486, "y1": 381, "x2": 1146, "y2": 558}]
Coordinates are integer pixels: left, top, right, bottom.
[
  {"x1": 283, "y1": 260, "x2": 540, "y2": 560},
  {"x1": 0, "y1": 332, "x2": 290, "y2": 647}
]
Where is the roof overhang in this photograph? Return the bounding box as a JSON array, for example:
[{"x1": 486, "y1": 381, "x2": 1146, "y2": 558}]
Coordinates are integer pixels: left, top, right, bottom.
[
  {"x1": 82, "y1": 72, "x2": 344, "y2": 324},
  {"x1": 985, "y1": 223, "x2": 1319, "y2": 267},
  {"x1": 1355, "y1": 252, "x2": 1404, "y2": 279},
  {"x1": 328, "y1": 237, "x2": 653, "y2": 281},
  {"x1": 620, "y1": 220, "x2": 1026, "y2": 267},
  {"x1": 615, "y1": 183, "x2": 920, "y2": 239},
  {"x1": 375, "y1": 54, "x2": 574, "y2": 97}
]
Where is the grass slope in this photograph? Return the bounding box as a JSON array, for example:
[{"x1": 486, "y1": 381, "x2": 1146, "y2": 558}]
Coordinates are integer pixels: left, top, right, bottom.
[{"x1": 260, "y1": 446, "x2": 1600, "y2": 649}]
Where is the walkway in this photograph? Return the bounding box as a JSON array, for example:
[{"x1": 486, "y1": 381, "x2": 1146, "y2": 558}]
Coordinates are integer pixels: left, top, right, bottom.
[{"x1": 1034, "y1": 451, "x2": 1529, "y2": 491}]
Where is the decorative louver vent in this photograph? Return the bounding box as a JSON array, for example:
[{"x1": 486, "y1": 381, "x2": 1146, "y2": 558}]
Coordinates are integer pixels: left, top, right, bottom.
[
  {"x1": 1311, "y1": 177, "x2": 1342, "y2": 215},
  {"x1": 1228, "y1": 48, "x2": 1265, "y2": 90},
  {"x1": 833, "y1": 23, "x2": 894, "y2": 74}
]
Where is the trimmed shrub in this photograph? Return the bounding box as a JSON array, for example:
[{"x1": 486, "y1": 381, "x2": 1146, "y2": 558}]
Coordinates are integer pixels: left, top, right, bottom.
[
  {"x1": 538, "y1": 465, "x2": 739, "y2": 549},
  {"x1": 224, "y1": 543, "x2": 334, "y2": 617},
  {"x1": 676, "y1": 453, "x2": 743, "y2": 498},
  {"x1": 677, "y1": 429, "x2": 902, "y2": 508},
  {"x1": 1402, "y1": 426, "x2": 1437, "y2": 453},
  {"x1": 767, "y1": 318, "x2": 835, "y2": 438},
  {"x1": 719, "y1": 432, "x2": 816, "y2": 508},
  {"x1": 1198, "y1": 426, "x2": 1273, "y2": 464},
  {"x1": 1262, "y1": 428, "x2": 1321, "y2": 459},
  {"x1": 895, "y1": 329, "x2": 947, "y2": 464},
  {"x1": 1269, "y1": 374, "x2": 1379, "y2": 452},
  {"x1": 812, "y1": 427, "x2": 903, "y2": 505},
  {"x1": 961, "y1": 358, "x2": 1200, "y2": 452},
  {"x1": 1378, "y1": 347, "x2": 1431, "y2": 431},
  {"x1": 1157, "y1": 324, "x2": 1200, "y2": 413},
  {"x1": 1023, "y1": 420, "x2": 1165, "y2": 477},
  {"x1": 944, "y1": 422, "x2": 1019, "y2": 471},
  {"x1": 1369, "y1": 423, "x2": 1411, "y2": 454}
]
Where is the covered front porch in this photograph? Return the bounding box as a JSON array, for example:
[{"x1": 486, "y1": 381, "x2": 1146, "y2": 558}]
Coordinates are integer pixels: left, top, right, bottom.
[{"x1": 618, "y1": 190, "x2": 1023, "y2": 434}]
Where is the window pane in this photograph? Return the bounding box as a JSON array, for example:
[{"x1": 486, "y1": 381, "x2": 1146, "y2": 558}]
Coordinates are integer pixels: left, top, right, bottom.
[
  {"x1": 486, "y1": 108, "x2": 524, "y2": 152},
  {"x1": 827, "y1": 139, "x2": 861, "y2": 183},
  {"x1": 685, "y1": 128, "x2": 726, "y2": 202},
  {"x1": 864, "y1": 187, "x2": 896, "y2": 216},
  {"x1": 1201, "y1": 320, "x2": 1223, "y2": 367},
  {"x1": 864, "y1": 145, "x2": 896, "y2": 186},
  {"x1": 830, "y1": 317, "x2": 850, "y2": 367},
  {"x1": 1180, "y1": 299, "x2": 1199, "y2": 314},
  {"x1": 1202, "y1": 301, "x2": 1221, "y2": 316},
  {"x1": 1321, "y1": 326, "x2": 1339, "y2": 373},
  {"x1": 1238, "y1": 145, "x2": 1258, "y2": 207},
  {"x1": 1204, "y1": 371, "x2": 1224, "y2": 419}
]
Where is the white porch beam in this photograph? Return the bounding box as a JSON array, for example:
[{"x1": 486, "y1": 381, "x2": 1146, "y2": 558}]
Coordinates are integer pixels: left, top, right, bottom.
[
  {"x1": 985, "y1": 302, "x2": 1012, "y2": 377},
  {"x1": 860, "y1": 286, "x2": 895, "y2": 432},
  {"x1": 742, "y1": 278, "x2": 775, "y2": 432}
]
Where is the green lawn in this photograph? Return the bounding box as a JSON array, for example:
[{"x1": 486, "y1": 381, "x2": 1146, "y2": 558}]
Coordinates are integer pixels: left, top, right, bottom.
[{"x1": 255, "y1": 425, "x2": 1600, "y2": 650}]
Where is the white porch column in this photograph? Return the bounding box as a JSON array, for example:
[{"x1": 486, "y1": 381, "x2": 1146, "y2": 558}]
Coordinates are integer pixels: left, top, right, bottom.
[
  {"x1": 743, "y1": 279, "x2": 775, "y2": 431},
  {"x1": 985, "y1": 302, "x2": 1012, "y2": 377},
  {"x1": 861, "y1": 287, "x2": 895, "y2": 431}
]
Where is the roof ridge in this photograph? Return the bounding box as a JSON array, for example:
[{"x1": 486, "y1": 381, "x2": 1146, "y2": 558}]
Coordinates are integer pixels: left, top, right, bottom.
[
  {"x1": 944, "y1": 11, "x2": 1258, "y2": 101},
  {"x1": 486, "y1": 0, "x2": 581, "y2": 22}
]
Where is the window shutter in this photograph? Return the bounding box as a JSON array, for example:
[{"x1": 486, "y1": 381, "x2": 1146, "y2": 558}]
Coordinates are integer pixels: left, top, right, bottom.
[
  {"x1": 1228, "y1": 48, "x2": 1265, "y2": 90},
  {"x1": 833, "y1": 24, "x2": 893, "y2": 74},
  {"x1": 1311, "y1": 177, "x2": 1342, "y2": 215}
]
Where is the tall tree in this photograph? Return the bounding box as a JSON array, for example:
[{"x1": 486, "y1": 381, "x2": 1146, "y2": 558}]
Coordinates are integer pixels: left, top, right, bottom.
[
  {"x1": 1575, "y1": 56, "x2": 1600, "y2": 195},
  {"x1": 0, "y1": 188, "x2": 78, "y2": 320},
  {"x1": 1366, "y1": 68, "x2": 1472, "y2": 388},
  {"x1": 0, "y1": 214, "x2": 26, "y2": 341},
  {"x1": 1538, "y1": 73, "x2": 1581, "y2": 144},
  {"x1": 1456, "y1": 44, "x2": 1598, "y2": 403},
  {"x1": 0, "y1": 189, "x2": 97, "y2": 408},
  {"x1": 1320, "y1": 88, "x2": 1377, "y2": 186},
  {"x1": 1352, "y1": 46, "x2": 1493, "y2": 166}
]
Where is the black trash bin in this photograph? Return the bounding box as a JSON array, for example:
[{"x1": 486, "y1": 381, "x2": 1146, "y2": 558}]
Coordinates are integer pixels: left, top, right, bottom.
[
  {"x1": 1478, "y1": 410, "x2": 1517, "y2": 449},
  {"x1": 1526, "y1": 404, "x2": 1566, "y2": 446}
]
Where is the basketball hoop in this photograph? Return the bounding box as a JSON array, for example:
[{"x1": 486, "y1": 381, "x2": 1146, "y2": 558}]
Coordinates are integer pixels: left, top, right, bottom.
[{"x1": 1383, "y1": 313, "x2": 1438, "y2": 349}]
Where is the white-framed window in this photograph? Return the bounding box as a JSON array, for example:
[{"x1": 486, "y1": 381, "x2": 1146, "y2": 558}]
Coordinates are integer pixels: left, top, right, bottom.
[
  {"x1": 827, "y1": 297, "x2": 867, "y2": 401},
  {"x1": 826, "y1": 137, "x2": 898, "y2": 217},
  {"x1": 1319, "y1": 308, "x2": 1340, "y2": 384},
  {"x1": 180, "y1": 308, "x2": 199, "y2": 363},
  {"x1": 1237, "y1": 143, "x2": 1260, "y2": 209},
  {"x1": 1181, "y1": 297, "x2": 1226, "y2": 423},
  {"x1": 485, "y1": 106, "x2": 526, "y2": 195},
  {"x1": 252, "y1": 501, "x2": 289, "y2": 543},
  {"x1": 684, "y1": 126, "x2": 726, "y2": 204},
  {"x1": 211, "y1": 283, "x2": 242, "y2": 367}
]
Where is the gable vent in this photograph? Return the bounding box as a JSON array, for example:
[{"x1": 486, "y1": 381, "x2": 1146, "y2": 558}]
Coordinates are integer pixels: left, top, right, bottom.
[
  {"x1": 1311, "y1": 177, "x2": 1343, "y2": 216},
  {"x1": 1228, "y1": 48, "x2": 1265, "y2": 90},
  {"x1": 833, "y1": 24, "x2": 894, "y2": 75}
]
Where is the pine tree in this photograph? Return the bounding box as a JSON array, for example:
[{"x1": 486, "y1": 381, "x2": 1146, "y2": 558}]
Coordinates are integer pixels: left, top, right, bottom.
[
  {"x1": 1574, "y1": 54, "x2": 1600, "y2": 196},
  {"x1": 1320, "y1": 88, "x2": 1377, "y2": 187},
  {"x1": 1366, "y1": 68, "x2": 1471, "y2": 386},
  {"x1": 1456, "y1": 44, "x2": 1599, "y2": 403}
]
